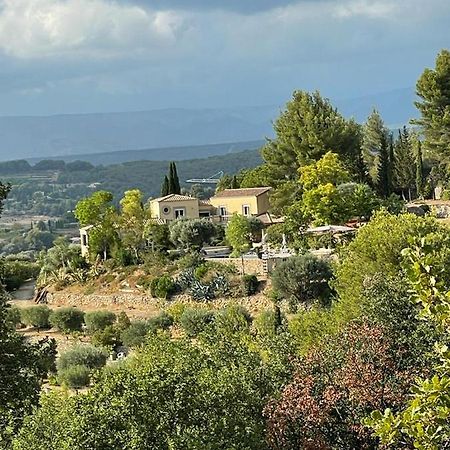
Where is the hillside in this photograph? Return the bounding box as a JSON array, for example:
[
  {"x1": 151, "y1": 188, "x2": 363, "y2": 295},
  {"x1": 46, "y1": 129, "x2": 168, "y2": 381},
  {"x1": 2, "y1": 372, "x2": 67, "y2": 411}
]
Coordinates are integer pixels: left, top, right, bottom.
[
  {"x1": 3, "y1": 148, "x2": 263, "y2": 218},
  {"x1": 0, "y1": 88, "x2": 417, "y2": 163},
  {"x1": 26, "y1": 140, "x2": 265, "y2": 166}
]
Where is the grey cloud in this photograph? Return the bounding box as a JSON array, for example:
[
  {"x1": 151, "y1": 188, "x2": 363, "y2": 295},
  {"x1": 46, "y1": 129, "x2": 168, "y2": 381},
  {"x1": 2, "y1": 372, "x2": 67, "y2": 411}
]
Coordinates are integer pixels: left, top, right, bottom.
[{"x1": 128, "y1": 0, "x2": 309, "y2": 14}]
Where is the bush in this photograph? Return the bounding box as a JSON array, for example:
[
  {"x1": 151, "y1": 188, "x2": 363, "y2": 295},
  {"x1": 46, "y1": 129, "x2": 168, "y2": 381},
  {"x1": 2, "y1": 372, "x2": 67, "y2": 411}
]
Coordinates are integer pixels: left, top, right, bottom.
[
  {"x1": 20, "y1": 305, "x2": 50, "y2": 329},
  {"x1": 147, "y1": 311, "x2": 173, "y2": 332},
  {"x1": 5, "y1": 304, "x2": 22, "y2": 329},
  {"x1": 84, "y1": 310, "x2": 116, "y2": 334},
  {"x1": 57, "y1": 344, "x2": 108, "y2": 372},
  {"x1": 150, "y1": 275, "x2": 176, "y2": 299},
  {"x1": 271, "y1": 254, "x2": 333, "y2": 310},
  {"x1": 166, "y1": 302, "x2": 187, "y2": 322},
  {"x1": 253, "y1": 309, "x2": 284, "y2": 336},
  {"x1": 242, "y1": 274, "x2": 259, "y2": 296},
  {"x1": 49, "y1": 307, "x2": 85, "y2": 332},
  {"x1": 91, "y1": 325, "x2": 121, "y2": 349},
  {"x1": 180, "y1": 308, "x2": 215, "y2": 337},
  {"x1": 58, "y1": 365, "x2": 91, "y2": 389},
  {"x1": 121, "y1": 321, "x2": 152, "y2": 347},
  {"x1": 215, "y1": 305, "x2": 252, "y2": 334}
]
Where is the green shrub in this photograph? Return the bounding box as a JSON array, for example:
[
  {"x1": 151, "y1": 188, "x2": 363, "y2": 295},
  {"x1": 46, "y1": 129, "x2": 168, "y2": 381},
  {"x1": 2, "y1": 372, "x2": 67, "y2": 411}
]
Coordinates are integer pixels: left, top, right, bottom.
[
  {"x1": 84, "y1": 310, "x2": 116, "y2": 334},
  {"x1": 57, "y1": 344, "x2": 108, "y2": 372},
  {"x1": 116, "y1": 311, "x2": 131, "y2": 330},
  {"x1": 5, "y1": 304, "x2": 21, "y2": 329},
  {"x1": 58, "y1": 365, "x2": 90, "y2": 389},
  {"x1": 147, "y1": 311, "x2": 173, "y2": 332},
  {"x1": 20, "y1": 305, "x2": 50, "y2": 329},
  {"x1": 150, "y1": 275, "x2": 176, "y2": 299},
  {"x1": 242, "y1": 274, "x2": 259, "y2": 296},
  {"x1": 49, "y1": 307, "x2": 85, "y2": 332},
  {"x1": 180, "y1": 308, "x2": 215, "y2": 337},
  {"x1": 177, "y1": 252, "x2": 204, "y2": 270},
  {"x1": 253, "y1": 309, "x2": 284, "y2": 336},
  {"x1": 194, "y1": 264, "x2": 209, "y2": 280},
  {"x1": 166, "y1": 302, "x2": 187, "y2": 322},
  {"x1": 215, "y1": 305, "x2": 252, "y2": 334},
  {"x1": 271, "y1": 254, "x2": 333, "y2": 311},
  {"x1": 91, "y1": 325, "x2": 121, "y2": 349},
  {"x1": 120, "y1": 321, "x2": 152, "y2": 347}
]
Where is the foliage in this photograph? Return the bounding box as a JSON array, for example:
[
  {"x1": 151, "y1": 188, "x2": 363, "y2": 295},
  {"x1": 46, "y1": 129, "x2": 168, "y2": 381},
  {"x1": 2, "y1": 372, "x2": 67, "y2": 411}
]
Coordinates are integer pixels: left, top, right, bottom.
[
  {"x1": 49, "y1": 307, "x2": 85, "y2": 332},
  {"x1": 143, "y1": 222, "x2": 171, "y2": 252},
  {"x1": 57, "y1": 344, "x2": 108, "y2": 372},
  {"x1": 169, "y1": 218, "x2": 218, "y2": 251},
  {"x1": 20, "y1": 306, "x2": 50, "y2": 329},
  {"x1": 84, "y1": 310, "x2": 116, "y2": 334},
  {"x1": 150, "y1": 275, "x2": 176, "y2": 299},
  {"x1": 333, "y1": 210, "x2": 442, "y2": 310},
  {"x1": 266, "y1": 321, "x2": 413, "y2": 450},
  {"x1": 179, "y1": 307, "x2": 215, "y2": 337},
  {"x1": 226, "y1": 213, "x2": 253, "y2": 257},
  {"x1": 215, "y1": 305, "x2": 252, "y2": 335},
  {"x1": 147, "y1": 311, "x2": 173, "y2": 332},
  {"x1": 271, "y1": 254, "x2": 333, "y2": 310},
  {"x1": 366, "y1": 235, "x2": 450, "y2": 449},
  {"x1": 5, "y1": 304, "x2": 21, "y2": 329},
  {"x1": 120, "y1": 321, "x2": 152, "y2": 347},
  {"x1": 0, "y1": 260, "x2": 40, "y2": 291},
  {"x1": 394, "y1": 127, "x2": 416, "y2": 199},
  {"x1": 91, "y1": 325, "x2": 122, "y2": 349},
  {"x1": 253, "y1": 309, "x2": 284, "y2": 337},
  {"x1": 58, "y1": 365, "x2": 91, "y2": 389},
  {"x1": 242, "y1": 274, "x2": 259, "y2": 295},
  {"x1": 0, "y1": 292, "x2": 56, "y2": 447},
  {"x1": 362, "y1": 108, "x2": 389, "y2": 183},
  {"x1": 261, "y1": 90, "x2": 364, "y2": 182},
  {"x1": 412, "y1": 49, "x2": 450, "y2": 161},
  {"x1": 12, "y1": 332, "x2": 281, "y2": 450}
]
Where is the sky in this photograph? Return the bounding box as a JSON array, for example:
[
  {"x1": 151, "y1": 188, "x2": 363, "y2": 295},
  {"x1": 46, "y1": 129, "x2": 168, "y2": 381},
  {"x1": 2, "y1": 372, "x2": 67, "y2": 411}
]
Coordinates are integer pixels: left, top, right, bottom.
[{"x1": 0, "y1": 0, "x2": 449, "y2": 116}]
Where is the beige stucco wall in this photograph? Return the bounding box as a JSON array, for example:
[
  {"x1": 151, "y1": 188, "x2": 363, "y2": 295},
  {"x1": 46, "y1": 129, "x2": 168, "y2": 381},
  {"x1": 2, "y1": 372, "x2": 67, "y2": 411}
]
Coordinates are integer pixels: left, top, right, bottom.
[
  {"x1": 150, "y1": 199, "x2": 199, "y2": 220},
  {"x1": 210, "y1": 195, "x2": 259, "y2": 216}
]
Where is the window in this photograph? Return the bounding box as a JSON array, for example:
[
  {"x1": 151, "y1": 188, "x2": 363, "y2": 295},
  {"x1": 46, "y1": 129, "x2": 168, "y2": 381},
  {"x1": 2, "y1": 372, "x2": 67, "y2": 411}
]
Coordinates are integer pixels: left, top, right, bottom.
[
  {"x1": 199, "y1": 211, "x2": 210, "y2": 218},
  {"x1": 81, "y1": 234, "x2": 88, "y2": 246},
  {"x1": 219, "y1": 206, "x2": 227, "y2": 216},
  {"x1": 242, "y1": 205, "x2": 250, "y2": 216},
  {"x1": 174, "y1": 208, "x2": 185, "y2": 218}
]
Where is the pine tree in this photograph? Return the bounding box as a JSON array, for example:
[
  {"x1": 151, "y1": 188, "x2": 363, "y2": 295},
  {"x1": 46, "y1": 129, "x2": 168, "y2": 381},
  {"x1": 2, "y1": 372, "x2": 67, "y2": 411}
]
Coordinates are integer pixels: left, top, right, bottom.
[
  {"x1": 377, "y1": 132, "x2": 391, "y2": 198},
  {"x1": 161, "y1": 176, "x2": 169, "y2": 196},
  {"x1": 416, "y1": 141, "x2": 425, "y2": 198},
  {"x1": 412, "y1": 50, "x2": 450, "y2": 160},
  {"x1": 171, "y1": 162, "x2": 181, "y2": 194}
]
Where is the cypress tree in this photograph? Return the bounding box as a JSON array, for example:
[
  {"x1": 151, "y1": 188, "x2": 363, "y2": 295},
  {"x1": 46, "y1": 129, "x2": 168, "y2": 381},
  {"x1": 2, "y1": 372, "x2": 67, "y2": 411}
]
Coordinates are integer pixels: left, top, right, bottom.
[
  {"x1": 161, "y1": 175, "x2": 169, "y2": 196},
  {"x1": 394, "y1": 127, "x2": 415, "y2": 200},
  {"x1": 416, "y1": 141, "x2": 424, "y2": 198},
  {"x1": 168, "y1": 163, "x2": 176, "y2": 194},
  {"x1": 172, "y1": 162, "x2": 181, "y2": 194},
  {"x1": 231, "y1": 175, "x2": 239, "y2": 189},
  {"x1": 377, "y1": 132, "x2": 391, "y2": 198}
]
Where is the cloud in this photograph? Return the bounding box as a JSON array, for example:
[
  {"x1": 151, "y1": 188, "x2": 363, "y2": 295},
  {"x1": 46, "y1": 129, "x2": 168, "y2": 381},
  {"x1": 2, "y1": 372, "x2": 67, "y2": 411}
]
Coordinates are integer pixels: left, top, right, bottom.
[
  {"x1": 333, "y1": 0, "x2": 396, "y2": 19},
  {"x1": 0, "y1": 0, "x2": 186, "y2": 59}
]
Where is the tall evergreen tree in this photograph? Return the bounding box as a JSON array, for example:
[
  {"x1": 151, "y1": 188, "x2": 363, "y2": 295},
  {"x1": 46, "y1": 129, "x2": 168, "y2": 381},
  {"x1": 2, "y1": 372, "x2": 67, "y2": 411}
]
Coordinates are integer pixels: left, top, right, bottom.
[
  {"x1": 416, "y1": 141, "x2": 425, "y2": 198},
  {"x1": 394, "y1": 127, "x2": 415, "y2": 200},
  {"x1": 412, "y1": 49, "x2": 450, "y2": 161},
  {"x1": 362, "y1": 109, "x2": 389, "y2": 184},
  {"x1": 171, "y1": 162, "x2": 181, "y2": 194},
  {"x1": 231, "y1": 175, "x2": 239, "y2": 189},
  {"x1": 376, "y1": 132, "x2": 391, "y2": 197},
  {"x1": 161, "y1": 176, "x2": 169, "y2": 196},
  {"x1": 168, "y1": 163, "x2": 176, "y2": 194}
]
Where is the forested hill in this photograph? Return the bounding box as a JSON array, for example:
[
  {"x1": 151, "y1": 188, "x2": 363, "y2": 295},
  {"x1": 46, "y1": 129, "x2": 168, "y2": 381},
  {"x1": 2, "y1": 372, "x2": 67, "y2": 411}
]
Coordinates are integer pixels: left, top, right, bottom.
[
  {"x1": 3, "y1": 148, "x2": 263, "y2": 217},
  {"x1": 26, "y1": 140, "x2": 264, "y2": 166}
]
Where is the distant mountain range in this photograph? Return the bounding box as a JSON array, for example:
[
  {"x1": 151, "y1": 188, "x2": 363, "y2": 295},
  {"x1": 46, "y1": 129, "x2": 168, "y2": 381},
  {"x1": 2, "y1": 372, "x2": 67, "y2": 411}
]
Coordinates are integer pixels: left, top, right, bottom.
[
  {"x1": 26, "y1": 140, "x2": 265, "y2": 166},
  {"x1": 0, "y1": 87, "x2": 418, "y2": 163}
]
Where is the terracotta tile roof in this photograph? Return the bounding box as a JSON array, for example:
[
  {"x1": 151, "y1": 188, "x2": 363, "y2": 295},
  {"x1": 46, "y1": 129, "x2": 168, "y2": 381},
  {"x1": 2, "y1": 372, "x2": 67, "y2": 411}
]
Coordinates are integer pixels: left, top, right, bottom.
[
  {"x1": 212, "y1": 187, "x2": 271, "y2": 198},
  {"x1": 256, "y1": 212, "x2": 285, "y2": 225},
  {"x1": 153, "y1": 194, "x2": 197, "y2": 202}
]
